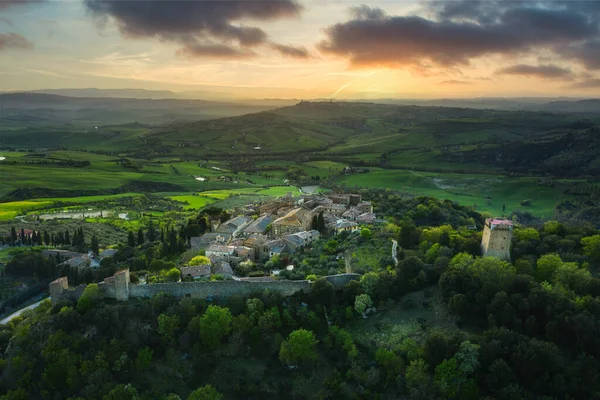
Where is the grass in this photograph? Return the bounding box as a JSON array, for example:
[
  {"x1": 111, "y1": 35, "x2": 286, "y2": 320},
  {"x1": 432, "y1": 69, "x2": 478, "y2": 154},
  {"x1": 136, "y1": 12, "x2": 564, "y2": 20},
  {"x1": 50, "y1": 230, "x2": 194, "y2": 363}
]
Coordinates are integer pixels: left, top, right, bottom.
[
  {"x1": 0, "y1": 200, "x2": 54, "y2": 220},
  {"x1": 168, "y1": 195, "x2": 217, "y2": 210},
  {"x1": 339, "y1": 168, "x2": 574, "y2": 217}
]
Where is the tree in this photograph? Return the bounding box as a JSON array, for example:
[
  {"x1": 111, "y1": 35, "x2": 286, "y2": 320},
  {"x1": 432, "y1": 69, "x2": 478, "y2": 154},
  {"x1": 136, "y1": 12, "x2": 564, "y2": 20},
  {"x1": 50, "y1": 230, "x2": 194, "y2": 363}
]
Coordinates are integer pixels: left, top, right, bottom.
[
  {"x1": 77, "y1": 284, "x2": 103, "y2": 313},
  {"x1": 198, "y1": 305, "x2": 232, "y2": 348},
  {"x1": 360, "y1": 228, "x2": 372, "y2": 240},
  {"x1": 582, "y1": 235, "x2": 600, "y2": 263},
  {"x1": 10, "y1": 226, "x2": 17, "y2": 246},
  {"x1": 317, "y1": 212, "x2": 325, "y2": 233},
  {"x1": 405, "y1": 359, "x2": 429, "y2": 397},
  {"x1": 187, "y1": 385, "x2": 222, "y2": 400},
  {"x1": 135, "y1": 347, "x2": 153, "y2": 372},
  {"x1": 310, "y1": 278, "x2": 335, "y2": 306},
  {"x1": 279, "y1": 328, "x2": 318, "y2": 365},
  {"x1": 137, "y1": 229, "x2": 144, "y2": 246},
  {"x1": 147, "y1": 220, "x2": 157, "y2": 242},
  {"x1": 354, "y1": 294, "x2": 373, "y2": 315},
  {"x1": 360, "y1": 272, "x2": 380, "y2": 298},
  {"x1": 157, "y1": 314, "x2": 180, "y2": 342},
  {"x1": 536, "y1": 253, "x2": 563, "y2": 282},
  {"x1": 103, "y1": 384, "x2": 140, "y2": 400},
  {"x1": 91, "y1": 234, "x2": 100, "y2": 255},
  {"x1": 127, "y1": 231, "x2": 135, "y2": 247},
  {"x1": 190, "y1": 255, "x2": 211, "y2": 266}
]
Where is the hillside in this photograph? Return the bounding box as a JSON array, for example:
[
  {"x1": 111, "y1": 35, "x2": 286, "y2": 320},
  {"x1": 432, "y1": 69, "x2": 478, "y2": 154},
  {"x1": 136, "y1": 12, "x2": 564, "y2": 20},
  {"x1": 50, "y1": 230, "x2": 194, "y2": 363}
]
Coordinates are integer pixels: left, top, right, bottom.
[{"x1": 0, "y1": 93, "x2": 275, "y2": 127}]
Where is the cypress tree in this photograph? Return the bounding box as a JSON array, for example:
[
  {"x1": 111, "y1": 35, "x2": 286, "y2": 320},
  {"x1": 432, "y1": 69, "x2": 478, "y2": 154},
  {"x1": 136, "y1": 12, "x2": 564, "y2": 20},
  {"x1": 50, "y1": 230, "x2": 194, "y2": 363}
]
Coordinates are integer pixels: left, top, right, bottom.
[
  {"x1": 44, "y1": 230, "x2": 50, "y2": 246},
  {"x1": 20, "y1": 228, "x2": 25, "y2": 246},
  {"x1": 137, "y1": 228, "x2": 144, "y2": 246},
  {"x1": 317, "y1": 212, "x2": 325, "y2": 233},
  {"x1": 311, "y1": 215, "x2": 318, "y2": 231},
  {"x1": 127, "y1": 231, "x2": 136, "y2": 247},
  {"x1": 65, "y1": 230, "x2": 71, "y2": 245},
  {"x1": 91, "y1": 234, "x2": 100, "y2": 254},
  {"x1": 10, "y1": 227, "x2": 17, "y2": 247}
]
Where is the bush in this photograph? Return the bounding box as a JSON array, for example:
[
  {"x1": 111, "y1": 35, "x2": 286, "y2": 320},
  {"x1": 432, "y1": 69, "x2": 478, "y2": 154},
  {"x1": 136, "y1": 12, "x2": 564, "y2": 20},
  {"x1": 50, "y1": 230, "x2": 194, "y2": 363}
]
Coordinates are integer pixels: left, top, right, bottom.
[
  {"x1": 520, "y1": 199, "x2": 532, "y2": 206},
  {"x1": 249, "y1": 271, "x2": 265, "y2": 278}
]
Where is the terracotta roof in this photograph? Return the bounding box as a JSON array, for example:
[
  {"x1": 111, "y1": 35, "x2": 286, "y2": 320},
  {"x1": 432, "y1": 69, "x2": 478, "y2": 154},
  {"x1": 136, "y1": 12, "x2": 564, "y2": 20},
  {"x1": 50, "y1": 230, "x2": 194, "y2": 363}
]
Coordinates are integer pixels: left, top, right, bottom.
[{"x1": 272, "y1": 208, "x2": 307, "y2": 227}]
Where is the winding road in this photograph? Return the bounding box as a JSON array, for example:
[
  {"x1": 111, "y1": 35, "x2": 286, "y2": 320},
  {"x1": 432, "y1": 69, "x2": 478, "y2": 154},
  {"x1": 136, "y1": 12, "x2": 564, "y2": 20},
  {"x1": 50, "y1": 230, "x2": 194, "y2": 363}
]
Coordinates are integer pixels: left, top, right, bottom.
[{"x1": 1, "y1": 297, "x2": 49, "y2": 325}]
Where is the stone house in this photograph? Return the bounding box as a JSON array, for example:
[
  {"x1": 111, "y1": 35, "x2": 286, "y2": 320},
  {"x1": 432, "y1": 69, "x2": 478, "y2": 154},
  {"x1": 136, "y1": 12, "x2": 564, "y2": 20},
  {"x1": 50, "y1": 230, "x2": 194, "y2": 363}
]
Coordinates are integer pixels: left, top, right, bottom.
[
  {"x1": 271, "y1": 208, "x2": 312, "y2": 236},
  {"x1": 181, "y1": 265, "x2": 211, "y2": 280},
  {"x1": 211, "y1": 261, "x2": 233, "y2": 278},
  {"x1": 61, "y1": 256, "x2": 90, "y2": 270},
  {"x1": 241, "y1": 215, "x2": 275, "y2": 236},
  {"x1": 190, "y1": 233, "x2": 231, "y2": 250},
  {"x1": 357, "y1": 212, "x2": 377, "y2": 224},
  {"x1": 260, "y1": 239, "x2": 288, "y2": 261},
  {"x1": 206, "y1": 244, "x2": 236, "y2": 258},
  {"x1": 42, "y1": 249, "x2": 85, "y2": 262},
  {"x1": 284, "y1": 230, "x2": 320, "y2": 253},
  {"x1": 216, "y1": 216, "x2": 252, "y2": 236},
  {"x1": 329, "y1": 219, "x2": 359, "y2": 235},
  {"x1": 234, "y1": 246, "x2": 256, "y2": 262}
]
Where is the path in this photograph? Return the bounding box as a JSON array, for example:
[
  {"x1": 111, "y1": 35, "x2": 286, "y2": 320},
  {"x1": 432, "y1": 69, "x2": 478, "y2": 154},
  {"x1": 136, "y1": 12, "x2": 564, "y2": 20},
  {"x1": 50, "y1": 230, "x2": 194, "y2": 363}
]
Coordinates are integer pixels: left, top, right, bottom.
[
  {"x1": 1, "y1": 296, "x2": 49, "y2": 325},
  {"x1": 392, "y1": 240, "x2": 399, "y2": 266}
]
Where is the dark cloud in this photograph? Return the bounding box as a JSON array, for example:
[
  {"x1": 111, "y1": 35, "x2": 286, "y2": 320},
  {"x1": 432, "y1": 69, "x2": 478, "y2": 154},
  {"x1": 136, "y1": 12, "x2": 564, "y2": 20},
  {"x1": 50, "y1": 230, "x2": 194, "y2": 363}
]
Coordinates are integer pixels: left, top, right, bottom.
[
  {"x1": 568, "y1": 78, "x2": 600, "y2": 89},
  {"x1": 439, "y1": 80, "x2": 472, "y2": 85},
  {"x1": 496, "y1": 64, "x2": 574, "y2": 79},
  {"x1": 0, "y1": 32, "x2": 33, "y2": 50},
  {"x1": 319, "y1": 2, "x2": 600, "y2": 71},
  {"x1": 84, "y1": 0, "x2": 302, "y2": 58},
  {"x1": 176, "y1": 42, "x2": 256, "y2": 59},
  {"x1": 271, "y1": 43, "x2": 309, "y2": 58}
]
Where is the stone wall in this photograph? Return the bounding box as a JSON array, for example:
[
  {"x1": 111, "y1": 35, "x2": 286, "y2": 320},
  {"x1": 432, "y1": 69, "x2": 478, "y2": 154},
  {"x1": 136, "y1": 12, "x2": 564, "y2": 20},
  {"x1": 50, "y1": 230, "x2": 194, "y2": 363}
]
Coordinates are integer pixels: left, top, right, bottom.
[
  {"x1": 129, "y1": 280, "x2": 310, "y2": 300},
  {"x1": 50, "y1": 271, "x2": 360, "y2": 304},
  {"x1": 324, "y1": 273, "x2": 361, "y2": 288}
]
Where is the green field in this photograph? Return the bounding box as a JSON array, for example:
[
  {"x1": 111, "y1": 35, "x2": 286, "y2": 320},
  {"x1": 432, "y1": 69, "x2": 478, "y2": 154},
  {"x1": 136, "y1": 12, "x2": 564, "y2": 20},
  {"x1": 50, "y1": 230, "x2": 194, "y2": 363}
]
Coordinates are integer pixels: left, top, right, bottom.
[
  {"x1": 339, "y1": 169, "x2": 573, "y2": 217},
  {"x1": 168, "y1": 195, "x2": 218, "y2": 210}
]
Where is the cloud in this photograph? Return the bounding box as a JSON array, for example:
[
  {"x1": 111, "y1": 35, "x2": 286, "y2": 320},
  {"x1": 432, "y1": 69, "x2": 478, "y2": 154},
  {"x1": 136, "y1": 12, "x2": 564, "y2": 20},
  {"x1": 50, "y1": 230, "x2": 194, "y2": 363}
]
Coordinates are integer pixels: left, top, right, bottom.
[
  {"x1": 0, "y1": 32, "x2": 33, "y2": 50},
  {"x1": 496, "y1": 64, "x2": 574, "y2": 79},
  {"x1": 271, "y1": 43, "x2": 309, "y2": 58},
  {"x1": 176, "y1": 43, "x2": 256, "y2": 59},
  {"x1": 0, "y1": 18, "x2": 16, "y2": 28},
  {"x1": 318, "y1": 2, "x2": 600, "y2": 71},
  {"x1": 0, "y1": 0, "x2": 45, "y2": 10},
  {"x1": 568, "y1": 78, "x2": 600, "y2": 89},
  {"x1": 439, "y1": 80, "x2": 472, "y2": 85},
  {"x1": 84, "y1": 0, "x2": 302, "y2": 59}
]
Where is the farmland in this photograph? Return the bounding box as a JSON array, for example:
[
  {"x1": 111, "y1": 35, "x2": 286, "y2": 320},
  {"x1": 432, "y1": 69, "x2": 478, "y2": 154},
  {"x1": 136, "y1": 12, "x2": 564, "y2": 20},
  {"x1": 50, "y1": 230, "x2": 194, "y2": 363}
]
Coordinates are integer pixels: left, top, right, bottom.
[{"x1": 1, "y1": 99, "x2": 599, "y2": 221}]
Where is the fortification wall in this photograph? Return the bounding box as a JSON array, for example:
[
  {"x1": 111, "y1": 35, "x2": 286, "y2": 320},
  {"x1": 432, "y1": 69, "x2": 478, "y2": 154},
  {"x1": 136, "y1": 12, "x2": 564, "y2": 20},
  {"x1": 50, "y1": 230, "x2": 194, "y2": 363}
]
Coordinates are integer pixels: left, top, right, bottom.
[
  {"x1": 50, "y1": 271, "x2": 361, "y2": 305},
  {"x1": 324, "y1": 273, "x2": 361, "y2": 288},
  {"x1": 129, "y1": 280, "x2": 310, "y2": 299}
]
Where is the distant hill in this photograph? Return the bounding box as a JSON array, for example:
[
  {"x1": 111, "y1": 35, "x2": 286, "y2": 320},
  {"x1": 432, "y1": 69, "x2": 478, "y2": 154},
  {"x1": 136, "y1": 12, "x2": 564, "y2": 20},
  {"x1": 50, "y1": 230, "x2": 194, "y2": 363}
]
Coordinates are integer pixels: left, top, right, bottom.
[
  {"x1": 0, "y1": 93, "x2": 277, "y2": 126},
  {"x1": 28, "y1": 88, "x2": 180, "y2": 99}
]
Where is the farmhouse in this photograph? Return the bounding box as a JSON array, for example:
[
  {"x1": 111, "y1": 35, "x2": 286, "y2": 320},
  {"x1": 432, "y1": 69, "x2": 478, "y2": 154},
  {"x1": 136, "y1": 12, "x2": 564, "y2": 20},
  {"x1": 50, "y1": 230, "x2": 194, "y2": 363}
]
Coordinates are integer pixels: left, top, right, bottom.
[{"x1": 329, "y1": 219, "x2": 359, "y2": 235}]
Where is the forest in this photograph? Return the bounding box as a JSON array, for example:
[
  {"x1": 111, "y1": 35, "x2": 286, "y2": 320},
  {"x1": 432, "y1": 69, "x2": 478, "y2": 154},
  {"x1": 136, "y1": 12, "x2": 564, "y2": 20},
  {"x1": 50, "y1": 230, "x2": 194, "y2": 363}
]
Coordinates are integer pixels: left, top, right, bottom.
[{"x1": 1, "y1": 190, "x2": 599, "y2": 400}]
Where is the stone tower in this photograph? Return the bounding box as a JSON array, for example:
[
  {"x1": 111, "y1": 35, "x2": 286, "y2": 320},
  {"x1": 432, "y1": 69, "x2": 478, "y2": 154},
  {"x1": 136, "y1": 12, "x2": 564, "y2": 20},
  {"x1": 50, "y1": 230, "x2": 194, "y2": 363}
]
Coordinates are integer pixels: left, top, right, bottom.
[{"x1": 481, "y1": 218, "x2": 513, "y2": 261}]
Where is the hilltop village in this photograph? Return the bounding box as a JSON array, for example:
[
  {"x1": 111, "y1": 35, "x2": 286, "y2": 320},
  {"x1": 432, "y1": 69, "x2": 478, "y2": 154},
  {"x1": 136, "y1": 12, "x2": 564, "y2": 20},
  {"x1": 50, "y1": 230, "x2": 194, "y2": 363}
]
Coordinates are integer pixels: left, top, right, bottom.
[{"x1": 48, "y1": 192, "x2": 376, "y2": 303}]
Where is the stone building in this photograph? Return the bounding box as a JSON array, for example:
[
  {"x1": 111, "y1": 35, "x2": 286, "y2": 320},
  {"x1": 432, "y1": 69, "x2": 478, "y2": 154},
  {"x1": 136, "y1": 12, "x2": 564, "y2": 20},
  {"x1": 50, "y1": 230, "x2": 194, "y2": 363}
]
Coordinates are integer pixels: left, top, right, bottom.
[
  {"x1": 271, "y1": 208, "x2": 312, "y2": 236},
  {"x1": 481, "y1": 218, "x2": 513, "y2": 260}
]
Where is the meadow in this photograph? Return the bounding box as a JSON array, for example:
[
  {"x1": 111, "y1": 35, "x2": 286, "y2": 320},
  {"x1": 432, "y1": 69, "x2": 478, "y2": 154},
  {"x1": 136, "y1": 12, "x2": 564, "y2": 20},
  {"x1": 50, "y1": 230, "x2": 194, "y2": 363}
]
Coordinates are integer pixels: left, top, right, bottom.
[{"x1": 339, "y1": 168, "x2": 574, "y2": 217}]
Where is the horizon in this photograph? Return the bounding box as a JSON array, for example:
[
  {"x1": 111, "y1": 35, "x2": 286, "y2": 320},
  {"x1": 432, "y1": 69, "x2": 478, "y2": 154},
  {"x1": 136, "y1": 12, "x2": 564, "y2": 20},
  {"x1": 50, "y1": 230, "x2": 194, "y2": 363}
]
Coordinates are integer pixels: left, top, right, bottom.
[{"x1": 1, "y1": 1, "x2": 599, "y2": 99}]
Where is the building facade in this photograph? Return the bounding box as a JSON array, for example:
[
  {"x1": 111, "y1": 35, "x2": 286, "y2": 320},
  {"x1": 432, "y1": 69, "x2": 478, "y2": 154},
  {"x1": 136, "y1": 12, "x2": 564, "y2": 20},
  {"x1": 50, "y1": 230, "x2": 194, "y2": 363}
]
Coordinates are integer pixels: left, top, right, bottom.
[{"x1": 481, "y1": 218, "x2": 513, "y2": 261}]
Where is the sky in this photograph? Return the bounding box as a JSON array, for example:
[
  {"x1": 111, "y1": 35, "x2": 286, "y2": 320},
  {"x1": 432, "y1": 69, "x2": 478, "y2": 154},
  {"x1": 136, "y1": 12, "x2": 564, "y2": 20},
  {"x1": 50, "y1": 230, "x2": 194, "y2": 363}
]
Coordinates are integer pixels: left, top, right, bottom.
[{"x1": 1, "y1": 0, "x2": 600, "y2": 99}]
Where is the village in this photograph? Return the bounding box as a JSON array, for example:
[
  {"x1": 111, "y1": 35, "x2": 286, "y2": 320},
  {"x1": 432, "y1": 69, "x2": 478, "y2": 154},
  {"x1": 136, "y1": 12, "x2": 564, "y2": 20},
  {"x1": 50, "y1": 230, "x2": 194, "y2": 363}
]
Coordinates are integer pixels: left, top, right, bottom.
[{"x1": 32, "y1": 192, "x2": 378, "y2": 285}]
